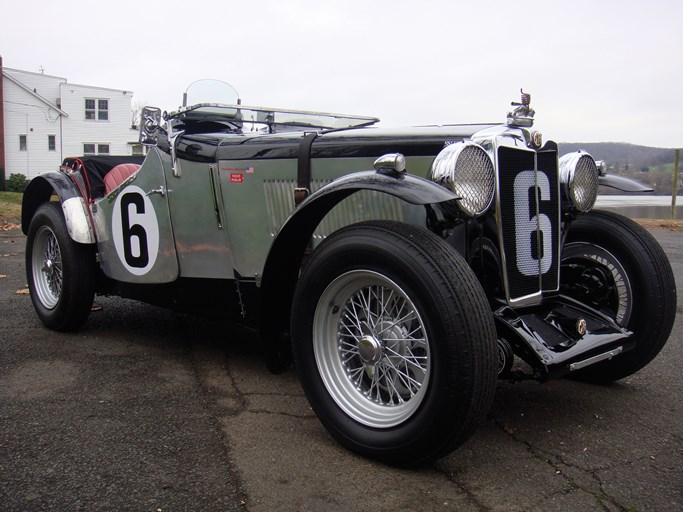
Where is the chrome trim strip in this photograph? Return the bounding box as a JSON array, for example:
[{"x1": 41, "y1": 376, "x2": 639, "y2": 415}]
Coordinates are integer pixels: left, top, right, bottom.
[
  {"x1": 105, "y1": 173, "x2": 137, "y2": 203},
  {"x1": 492, "y1": 137, "x2": 510, "y2": 304},
  {"x1": 569, "y1": 346, "x2": 623, "y2": 371},
  {"x1": 209, "y1": 163, "x2": 225, "y2": 229},
  {"x1": 169, "y1": 120, "x2": 184, "y2": 177},
  {"x1": 507, "y1": 290, "x2": 544, "y2": 308},
  {"x1": 547, "y1": 150, "x2": 562, "y2": 295}
]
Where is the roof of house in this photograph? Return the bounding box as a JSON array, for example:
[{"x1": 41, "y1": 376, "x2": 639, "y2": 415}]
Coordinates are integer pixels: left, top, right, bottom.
[{"x1": 2, "y1": 69, "x2": 69, "y2": 117}]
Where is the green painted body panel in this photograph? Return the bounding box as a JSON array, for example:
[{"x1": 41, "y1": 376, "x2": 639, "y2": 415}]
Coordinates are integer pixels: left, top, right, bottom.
[
  {"x1": 218, "y1": 156, "x2": 433, "y2": 280},
  {"x1": 162, "y1": 153, "x2": 235, "y2": 279}
]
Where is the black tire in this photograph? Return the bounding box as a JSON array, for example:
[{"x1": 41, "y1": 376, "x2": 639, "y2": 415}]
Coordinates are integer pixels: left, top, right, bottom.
[
  {"x1": 291, "y1": 221, "x2": 497, "y2": 467},
  {"x1": 562, "y1": 210, "x2": 677, "y2": 383},
  {"x1": 26, "y1": 202, "x2": 96, "y2": 331}
]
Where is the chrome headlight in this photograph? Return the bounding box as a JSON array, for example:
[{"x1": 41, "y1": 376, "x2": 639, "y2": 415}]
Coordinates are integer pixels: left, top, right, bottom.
[
  {"x1": 559, "y1": 151, "x2": 599, "y2": 212},
  {"x1": 429, "y1": 142, "x2": 495, "y2": 217}
]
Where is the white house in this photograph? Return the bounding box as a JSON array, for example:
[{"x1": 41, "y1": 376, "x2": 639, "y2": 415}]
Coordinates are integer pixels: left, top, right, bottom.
[{"x1": 1, "y1": 60, "x2": 140, "y2": 181}]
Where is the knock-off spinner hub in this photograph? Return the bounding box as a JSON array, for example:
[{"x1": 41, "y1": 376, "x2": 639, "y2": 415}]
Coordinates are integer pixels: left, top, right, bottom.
[
  {"x1": 358, "y1": 335, "x2": 383, "y2": 365},
  {"x1": 42, "y1": 259, "x2": 54, "y2": 276}
]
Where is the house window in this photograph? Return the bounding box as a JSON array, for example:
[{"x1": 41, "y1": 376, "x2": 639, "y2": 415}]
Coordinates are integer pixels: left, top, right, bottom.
[
  {"x1": 48, "y1": 135, "x2": 56, "y2": 151},
  {"x1": 85, "y1": 98, "x2": 109, "y2": 121},
  {"x1": 98, "y1": 100, "x2": 109, "y2": 120},
  {"x1": 83, "y1": 143, "x2": 110, "y2": 155},
  {"x1": 131, "y1": 144, "x2": 144, "y2": 156},
  {"x1": 19, "y1": 135, "x2": 27, "y2": 151},
  {"x1": 85, "y1": 100, "x2": 95, "y2": 120}
]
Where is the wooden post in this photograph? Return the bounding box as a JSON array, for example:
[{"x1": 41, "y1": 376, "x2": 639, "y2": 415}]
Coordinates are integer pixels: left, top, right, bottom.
[{"x1": 672, "y1": 149, "x2": 680, "y2": 220}]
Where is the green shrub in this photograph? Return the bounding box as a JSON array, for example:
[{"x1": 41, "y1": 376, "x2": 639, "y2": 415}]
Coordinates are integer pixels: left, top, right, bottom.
[{"x1": 7, "y1": 173, "x2": 28, "y2": 193}]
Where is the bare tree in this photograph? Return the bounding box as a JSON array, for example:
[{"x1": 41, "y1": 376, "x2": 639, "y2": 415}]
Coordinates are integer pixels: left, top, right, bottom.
[{"x1": 131, "y1": 100, "x2": 147, "y2": 129}]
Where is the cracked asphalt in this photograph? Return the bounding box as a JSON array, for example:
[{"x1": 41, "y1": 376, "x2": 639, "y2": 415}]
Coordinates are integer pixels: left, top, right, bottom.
[{"x1": 1, "y1": 227, "x2": 681, "y2": 511}]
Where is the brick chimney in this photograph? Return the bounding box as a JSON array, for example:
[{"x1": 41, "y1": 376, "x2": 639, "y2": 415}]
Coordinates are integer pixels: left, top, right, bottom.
[{"x1": 0, "y1": 55, "x2": 5, "y2": 190}]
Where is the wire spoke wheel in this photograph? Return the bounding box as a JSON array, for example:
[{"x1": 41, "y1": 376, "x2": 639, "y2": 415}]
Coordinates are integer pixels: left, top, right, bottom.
[
  {"x1": 292, "y1": 221, "x2": 497, "y2": 466},
  {"x1": 26, "y1": 202, "x2": 96, "y2": 331},
  {"x1": 31, "y1": 226, "x2": 63, "y2": 309},
  {"x1": 314, "y1": 270, "x2": 430, "y2": 428}
]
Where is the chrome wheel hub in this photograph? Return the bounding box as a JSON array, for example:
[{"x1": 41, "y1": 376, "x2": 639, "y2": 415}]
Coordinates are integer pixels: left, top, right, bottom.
[
  {"x1": 358, "y1": 333, "x2": 383, "y2": 366},
  {"x1": 42, "y1": 258, "x2": 54, "y2": 275}
]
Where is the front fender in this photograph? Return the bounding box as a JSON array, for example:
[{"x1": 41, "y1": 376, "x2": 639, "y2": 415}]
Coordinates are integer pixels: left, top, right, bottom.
[
  {"x1": 599, "y1": 174, "x2": 653, "y2": 193},
  {"x1": 304, "y1": 169, "x2": 460, "y2": 207},
  {"x1": 259, "y1": 170, "x2": 458, "y2": 372},
  {"x1": 22, "y1": 172, "x2": 96, "y2": 243},
  {"x1": 264, "y1": 170, "x2": 458, "y2": 296}
]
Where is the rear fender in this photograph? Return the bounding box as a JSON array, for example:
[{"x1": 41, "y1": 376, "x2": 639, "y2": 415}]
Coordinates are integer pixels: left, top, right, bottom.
[
  {"x1": 22, "y1": 172, "x2": 96, "y2": 244},
  {"x1": 259, "y1": 170, "x2": 458, "y2": 372}
]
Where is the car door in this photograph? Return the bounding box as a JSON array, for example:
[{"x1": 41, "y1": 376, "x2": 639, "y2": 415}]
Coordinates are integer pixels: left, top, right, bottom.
[{"x1": 160, "y1": 138, "x2": 235, "y2": 279}]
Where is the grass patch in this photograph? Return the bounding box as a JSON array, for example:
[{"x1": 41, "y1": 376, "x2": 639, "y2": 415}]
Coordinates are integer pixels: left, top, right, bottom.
[
  {"x1": 0, "y1": 191, "x2": 23, "y2": 204},
  {"x1": 0, "y1": 191, "x2": 22, "y2": 225}
]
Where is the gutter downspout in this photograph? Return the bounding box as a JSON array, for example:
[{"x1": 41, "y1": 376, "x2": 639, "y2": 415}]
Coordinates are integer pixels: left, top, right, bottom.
[{"x1": 0, "y1": 55, "x2": 6, "y2": 190}]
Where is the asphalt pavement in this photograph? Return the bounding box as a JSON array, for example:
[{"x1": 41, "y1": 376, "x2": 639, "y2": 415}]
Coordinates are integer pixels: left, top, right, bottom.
[{"x1": 1, "y1": 227, "x2": 681, "y2": 512}]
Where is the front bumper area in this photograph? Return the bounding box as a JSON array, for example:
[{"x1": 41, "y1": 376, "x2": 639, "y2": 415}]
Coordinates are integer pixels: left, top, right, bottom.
[{"x1": 494, "y1": 295, "x2": 634, "y2": 380}]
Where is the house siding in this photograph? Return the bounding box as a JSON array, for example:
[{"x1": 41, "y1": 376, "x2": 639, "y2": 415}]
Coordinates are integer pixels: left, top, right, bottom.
[
  {"x1": 3, "y1": 77, "x2": 63, "y2": 178},
  {"x1": 2, "y1": 67, "x2": 138, "y2": 180},
  {"x1": 59, "y1": 83, "x2": 137, "y2": 159}
]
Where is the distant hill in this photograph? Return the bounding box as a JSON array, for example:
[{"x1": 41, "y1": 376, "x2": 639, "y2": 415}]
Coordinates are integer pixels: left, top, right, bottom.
[
  {"x1": 558, "y1": 142, "x2": 675, "y2": 169},
  {"x1": 558, "y1": 143, "x2": 680, "y2": 195}
]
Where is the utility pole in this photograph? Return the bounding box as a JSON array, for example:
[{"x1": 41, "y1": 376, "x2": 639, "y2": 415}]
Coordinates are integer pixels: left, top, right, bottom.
[{"x1": 672, "y1": 149, "x2": 680, "y2": 220}]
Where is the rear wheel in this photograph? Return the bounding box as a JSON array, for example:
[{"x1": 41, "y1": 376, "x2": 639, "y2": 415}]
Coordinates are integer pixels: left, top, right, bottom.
[
  {"x1": 561, "y1": 210, "x2": 676, "y2": 383},
  {"x1": 291, "y1": 221, "x2": 497, "y2": 466},
  {"x1": 26, "y1": 202, "x2": 96, "y2": 331}
]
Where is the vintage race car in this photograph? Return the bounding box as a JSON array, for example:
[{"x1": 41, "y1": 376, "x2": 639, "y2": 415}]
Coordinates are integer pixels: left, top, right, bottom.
[{"x1": 21, "y1": 81, "x2": 677, "y2": 466}]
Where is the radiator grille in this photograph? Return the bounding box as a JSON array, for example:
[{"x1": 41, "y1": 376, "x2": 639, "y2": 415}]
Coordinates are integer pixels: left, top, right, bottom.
[{"x1": 497, "y1": 146, "x2": 560, "y2": 303}]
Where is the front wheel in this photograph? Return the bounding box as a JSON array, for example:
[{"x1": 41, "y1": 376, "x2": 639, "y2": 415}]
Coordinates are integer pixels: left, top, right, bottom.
[
  {"x1": 561, "y1": 210, "x2": 677, "y2": 383},
  {"x1": 291, "y1": 221, "x2": 497, "y2": 467},
  {"x1": 26, "y1": 202, "x2": 96, "y2": 331}
]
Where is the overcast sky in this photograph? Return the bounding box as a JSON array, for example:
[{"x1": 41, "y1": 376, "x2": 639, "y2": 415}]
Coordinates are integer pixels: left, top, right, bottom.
[{"x1": 2, "y1": 0, "x2": 681, "y2": 147}]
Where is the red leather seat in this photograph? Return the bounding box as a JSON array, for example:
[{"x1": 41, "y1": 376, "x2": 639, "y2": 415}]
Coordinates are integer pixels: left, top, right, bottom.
[{"x1": 103, "y1": 163, "x2": 141, "y2": 195}]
